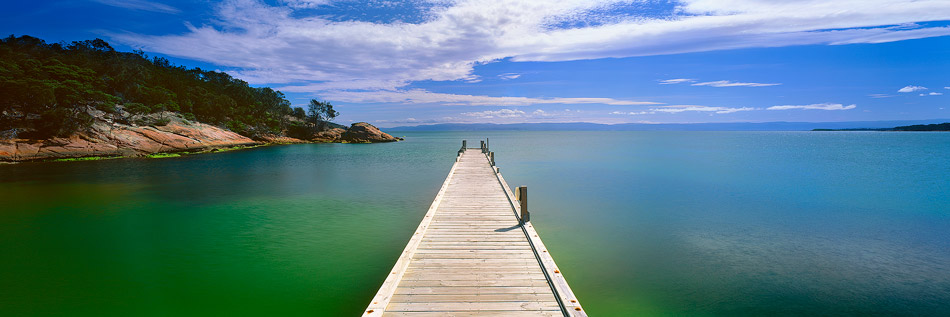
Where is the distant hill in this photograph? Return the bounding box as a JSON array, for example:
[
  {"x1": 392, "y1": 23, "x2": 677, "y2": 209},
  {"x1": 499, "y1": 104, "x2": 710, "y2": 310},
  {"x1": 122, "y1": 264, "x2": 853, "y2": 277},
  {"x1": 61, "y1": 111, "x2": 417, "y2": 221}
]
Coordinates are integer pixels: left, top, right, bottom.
[
  {"x1": 387, "y1": 120, "x2": 950, "y2": 132},
  {"x1": 813, "y1": 122, "x2": 950, "y2": 132},
  {"x1": 893, "y1": 122, "x2": 950, "y2": 131}
]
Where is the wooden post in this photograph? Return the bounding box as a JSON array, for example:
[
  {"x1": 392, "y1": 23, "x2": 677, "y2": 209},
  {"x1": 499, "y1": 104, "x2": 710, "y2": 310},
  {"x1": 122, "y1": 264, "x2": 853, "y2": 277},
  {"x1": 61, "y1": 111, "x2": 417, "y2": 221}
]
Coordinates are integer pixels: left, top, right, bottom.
[
  {"x1": 486, "y1": 138, "x2": 489, "y2": 152},
  {"x1": 480, "y1": 140, "x2": 485, "y2": 153},
  {"x1": 489, "y1": 152, "x2": 495, "y2": 166},
  {"x1": 462, "y1": 140, "x2": 467, "y2": 149},
  {"x1": 517, "y1": 186, "x2": 529, "y2": 223}
]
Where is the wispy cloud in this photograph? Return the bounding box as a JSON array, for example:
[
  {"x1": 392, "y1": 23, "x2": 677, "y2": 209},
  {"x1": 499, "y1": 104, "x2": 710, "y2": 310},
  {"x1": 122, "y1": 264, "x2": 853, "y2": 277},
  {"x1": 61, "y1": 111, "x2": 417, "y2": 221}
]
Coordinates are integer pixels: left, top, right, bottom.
[
  {"x1": 659, "y1": 78, "x2": 778, "y2": 87},
  {"x1": 617, "y1": 102, "x2": 859, "y2": 115},
  {"x1": 110, "y1": 0, "x2": 950, "y2": 99},
  {"x1": 691, "y1": 80, "x2": 780, "y2": 87},
  {"x1": 611, "y1": 111, "x2": 654, "y2": 115},
  {"x1": 869, "y1": 94, "x2": 894, "y2": 98},
  {"x1": 282, "y1": 0, "x2": 331, "y2": 9},
  {"x1": 920, "y1": 92, "x2": 943, "y2": 96},
  {"x1": 898, "y1": 85, "x2": 928, "y2": 93},
  {"x1": 767, "y1": 103, "x2": 857, "y2": 111},
  {"x1": 658, "y1": 78, "x2": 694, "y2": 84},
  {"x1": 461, "y1": 109, "x2": 526, "y2": 118},
  {"x1": 319, "y1": 89, "x2": 661, "y2": 106},
  {"x1": 651, "y1": 105, "x2": 758, "y2": 114},
  {"x1": 498, "y1": 73, "x2": 521, "y2": 80},
  {"x1": 648, "y1": 102, "x2": 860, "y2": 114},
  {"x1": 532, "y1": 109, "x2": 551, "y2": 117},
  {"x1": 93, "y1": 0, "x2": 180, "y2": 13},
  {"x1": 378, "y1": 108, "x2": 570, "y2": 125}
]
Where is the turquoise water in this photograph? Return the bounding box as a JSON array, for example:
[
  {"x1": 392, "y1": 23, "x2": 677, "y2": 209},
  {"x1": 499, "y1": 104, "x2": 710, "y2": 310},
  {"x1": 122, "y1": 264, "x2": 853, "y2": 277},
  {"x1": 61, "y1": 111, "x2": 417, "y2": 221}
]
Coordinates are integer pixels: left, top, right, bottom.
[{"x1": 1, "y1": 131, "x2": 949, "y2": 315}]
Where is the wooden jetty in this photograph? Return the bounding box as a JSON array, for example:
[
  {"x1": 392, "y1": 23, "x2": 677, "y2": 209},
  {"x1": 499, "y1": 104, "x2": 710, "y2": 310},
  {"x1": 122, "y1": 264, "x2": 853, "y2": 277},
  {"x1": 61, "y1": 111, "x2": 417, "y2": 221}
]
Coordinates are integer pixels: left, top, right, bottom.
[{"x1": 365, "y1": 140, "x2": 585, "y2": 316}]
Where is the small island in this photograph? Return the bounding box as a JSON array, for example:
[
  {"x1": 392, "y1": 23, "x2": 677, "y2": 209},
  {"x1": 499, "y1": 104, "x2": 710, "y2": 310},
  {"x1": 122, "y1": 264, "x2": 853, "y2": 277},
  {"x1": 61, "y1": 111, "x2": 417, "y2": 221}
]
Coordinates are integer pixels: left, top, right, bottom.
[{"x1": 0, "y1": 36, "x2": 399, "y2": 162}]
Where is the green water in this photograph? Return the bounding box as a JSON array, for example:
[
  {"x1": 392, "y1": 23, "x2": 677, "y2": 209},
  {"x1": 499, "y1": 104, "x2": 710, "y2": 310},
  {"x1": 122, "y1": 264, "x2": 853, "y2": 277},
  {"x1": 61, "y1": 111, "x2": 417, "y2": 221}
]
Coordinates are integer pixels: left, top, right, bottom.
[{"x1": 2, "y1": 131, "x2": 949, "y2": 316}]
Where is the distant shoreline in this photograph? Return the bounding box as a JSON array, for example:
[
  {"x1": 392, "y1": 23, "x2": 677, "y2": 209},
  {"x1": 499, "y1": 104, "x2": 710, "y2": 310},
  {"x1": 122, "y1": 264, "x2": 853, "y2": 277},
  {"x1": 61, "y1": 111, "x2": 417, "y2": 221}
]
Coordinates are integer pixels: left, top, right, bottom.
[
  {"x1": 386, "y1": 119, "x2": 950, "y2": 132},
  {"x1": 812, "y1": 122, "x2": 950, "y2": 132}
]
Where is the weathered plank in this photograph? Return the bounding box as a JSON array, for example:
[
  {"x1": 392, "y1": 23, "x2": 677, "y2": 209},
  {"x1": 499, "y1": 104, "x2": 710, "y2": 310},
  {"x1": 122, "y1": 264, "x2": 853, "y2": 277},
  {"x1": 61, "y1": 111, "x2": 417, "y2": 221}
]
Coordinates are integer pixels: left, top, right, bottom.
[
  {"x1": 390, "y1": 293, "x2": 557, "y2": 302},
  {"x1": 382, "y1": 312, "x2": 561, "y2": 317},
  {"x1": 394, "y1": 286, "x2": 554, "y2": 295},
  {"x1": 386, "y1": 302, "x2": 562, "y2": 311}
]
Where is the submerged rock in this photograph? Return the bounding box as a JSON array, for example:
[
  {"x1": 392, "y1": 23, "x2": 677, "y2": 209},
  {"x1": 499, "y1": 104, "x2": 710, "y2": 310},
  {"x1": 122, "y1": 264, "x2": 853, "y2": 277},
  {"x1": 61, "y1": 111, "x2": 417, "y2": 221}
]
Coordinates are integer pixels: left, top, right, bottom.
[{"x1": 339, "y1": 122, "x2": 400, "y2": 143}]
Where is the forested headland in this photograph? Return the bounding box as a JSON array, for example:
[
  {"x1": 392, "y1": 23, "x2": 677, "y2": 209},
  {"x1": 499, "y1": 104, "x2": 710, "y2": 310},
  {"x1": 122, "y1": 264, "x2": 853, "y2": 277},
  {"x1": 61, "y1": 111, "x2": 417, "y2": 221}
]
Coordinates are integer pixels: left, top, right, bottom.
[
  {"x1": 0, "y1": 35, "x2": 398, "y2": 162},
  {"x1": 0, "y1": 35, "x2": 342, "y2": 139}
]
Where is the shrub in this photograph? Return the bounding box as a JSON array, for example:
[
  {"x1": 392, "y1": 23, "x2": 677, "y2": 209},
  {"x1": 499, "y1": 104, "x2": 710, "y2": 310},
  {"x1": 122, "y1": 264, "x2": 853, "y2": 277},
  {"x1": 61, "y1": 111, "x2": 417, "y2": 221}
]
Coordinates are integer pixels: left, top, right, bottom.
[
  {"x1": 125, "y1": 102, "x2": 149, "y2": 115},
  {"x1": 153, "y1": 117, "x2": 170, "y2": 126},
  {"x1": 286, "y1": 121, "x2": 311, "y2": 139},
  {"x1": 226, "y1": 120, "x2": 249, "y2": 135},
  {"x1": 95, "y1": 103, "x2": 117, "y2": 113}
]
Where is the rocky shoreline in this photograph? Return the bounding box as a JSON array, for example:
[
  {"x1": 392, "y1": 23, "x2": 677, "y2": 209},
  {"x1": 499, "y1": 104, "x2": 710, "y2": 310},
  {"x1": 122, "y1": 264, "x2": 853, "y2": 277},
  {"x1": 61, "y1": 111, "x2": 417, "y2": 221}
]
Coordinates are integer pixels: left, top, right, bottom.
[{"x1": 0, "y1": 111, "x2": 400, "y2": 163}]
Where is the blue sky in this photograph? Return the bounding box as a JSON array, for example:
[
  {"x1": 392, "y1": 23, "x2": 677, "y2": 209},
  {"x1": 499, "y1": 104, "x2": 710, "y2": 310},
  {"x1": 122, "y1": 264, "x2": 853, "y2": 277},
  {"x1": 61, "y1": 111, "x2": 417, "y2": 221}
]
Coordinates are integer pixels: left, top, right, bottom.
[{"x1": 4, "y1": 0, "x2": 950, "y2": 127}]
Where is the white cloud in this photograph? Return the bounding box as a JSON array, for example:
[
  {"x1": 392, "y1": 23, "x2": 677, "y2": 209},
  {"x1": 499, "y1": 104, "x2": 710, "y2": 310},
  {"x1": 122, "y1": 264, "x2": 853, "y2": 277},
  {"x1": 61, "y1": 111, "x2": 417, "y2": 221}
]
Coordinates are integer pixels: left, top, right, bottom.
[
  {"x1": 375, "y1": 117, "x2": 449, "y2": 124},
  {"x1": 611, "y1": 111, "x2": 653, "y2": 115},
  {"x1": 499, "y1": 73, "x2": 521, "y2": 80},
  {"x1": 111, "y1": 0, "x2": 950, "y2": 100},
  {"x1": 461, "y1": 109, "x2": 526, "y2": 118},
  {"x1": 658, "y1": 78, "x2": 694, "y2": 84},
  {"x1": 898, "y1": 85, "x2": 928, "y2": 92},
  {"x1": 93, "y1": 0, "x2": 179, "y2": 13},
  {"x1": 378, "y1": 107, "x2": 572, "y2": 125},
  {"x1": 532, "y1": 109, "x2": 552, "y2": 117},
  {"x1": 920, "y1": 92, "x2": 943, "y2": 96},
  {"x1": 868, "y1": 94, "x2": 894, "y2": 98},
  {"x1": 691, "y1": 80, "x2": 780, "y2": 87},
  {"x1": 767, "y1": 103, "x2": 857, "y2": 111},
  {"x1": 651, "y1": 105, "x2": 758, "y2": 114},
  {"x1": 281, "y1": 0, "x2": 331, "y2": 9},
  {"x1": 318, "y1": 89, "x2": 661, "y2": 106},
  {"x1": 643, "y1": 102, "x2": 857, "y2": 113},
  {"x1": 945, "y1": 87, "x2": 950, "y2": 89}
]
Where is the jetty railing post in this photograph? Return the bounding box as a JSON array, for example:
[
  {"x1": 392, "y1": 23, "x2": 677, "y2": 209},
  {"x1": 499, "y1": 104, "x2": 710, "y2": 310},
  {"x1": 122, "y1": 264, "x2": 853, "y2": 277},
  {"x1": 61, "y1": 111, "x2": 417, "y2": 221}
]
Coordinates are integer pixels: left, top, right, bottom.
[
  {"x1": 462, "y1": 140, "x2": 467, "y2": 149},
  {"x1": 516, "y1": 186, "x2": 529, "y2": 223},
  {"x1": 489, "y1": 152, "x2": 495, "y2": 166}
]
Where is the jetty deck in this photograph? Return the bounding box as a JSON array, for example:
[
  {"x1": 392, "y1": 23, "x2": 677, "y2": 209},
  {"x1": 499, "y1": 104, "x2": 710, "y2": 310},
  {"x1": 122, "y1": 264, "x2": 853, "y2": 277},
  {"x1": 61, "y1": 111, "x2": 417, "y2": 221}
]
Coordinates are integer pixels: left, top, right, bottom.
[{"x1": 365, "y1": 142, "x2": 585, "y2": 316}]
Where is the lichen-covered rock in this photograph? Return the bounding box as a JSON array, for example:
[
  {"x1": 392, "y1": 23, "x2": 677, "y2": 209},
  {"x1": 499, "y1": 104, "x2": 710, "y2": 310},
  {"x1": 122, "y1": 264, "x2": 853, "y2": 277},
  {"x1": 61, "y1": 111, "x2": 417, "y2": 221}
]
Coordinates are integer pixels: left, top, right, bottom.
[
  {"x1": 339, "y1": 122, "x2": 400, "y2": 143},
  {"x1": 312, "y1": 127, "x2": 346, "y2": 143},
  {"x1": 255, "y1": 134, "x2": 308, "y2": 144},
  {"x1": 0, "y1": 111, "x2": 257, "y2": 162}
]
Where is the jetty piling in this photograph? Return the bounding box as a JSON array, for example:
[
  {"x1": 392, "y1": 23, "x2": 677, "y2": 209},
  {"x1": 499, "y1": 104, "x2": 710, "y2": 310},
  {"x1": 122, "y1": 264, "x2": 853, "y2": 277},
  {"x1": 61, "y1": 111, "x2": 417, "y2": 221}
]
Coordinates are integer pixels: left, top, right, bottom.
[
  {"x1": 516, "y1": 186, "x2": 529, "y2": 223},
  {"x1": 365, "y1": 140, "x2": 584, "y2": 316}
]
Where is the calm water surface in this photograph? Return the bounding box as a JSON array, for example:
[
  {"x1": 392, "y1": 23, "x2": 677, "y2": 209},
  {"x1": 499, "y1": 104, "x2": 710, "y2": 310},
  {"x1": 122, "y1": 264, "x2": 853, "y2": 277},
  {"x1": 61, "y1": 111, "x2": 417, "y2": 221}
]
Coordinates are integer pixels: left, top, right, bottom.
[{"x1": 1, "y1": 131, "x2": 948, "y2": 316}]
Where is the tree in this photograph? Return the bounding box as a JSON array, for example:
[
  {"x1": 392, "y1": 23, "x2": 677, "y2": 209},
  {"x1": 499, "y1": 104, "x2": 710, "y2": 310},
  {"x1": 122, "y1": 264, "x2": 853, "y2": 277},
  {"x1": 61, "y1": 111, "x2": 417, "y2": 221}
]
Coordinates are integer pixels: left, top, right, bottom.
[
  {"x1": 291, "y1": 107, "x2": 306, "y2": 119},
  {"x1": 307, "y1": 99, "x2": 339, "y2": 130},
  {"x1": 0, "y1": 35, "x2": 300, "y2": 138}
]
